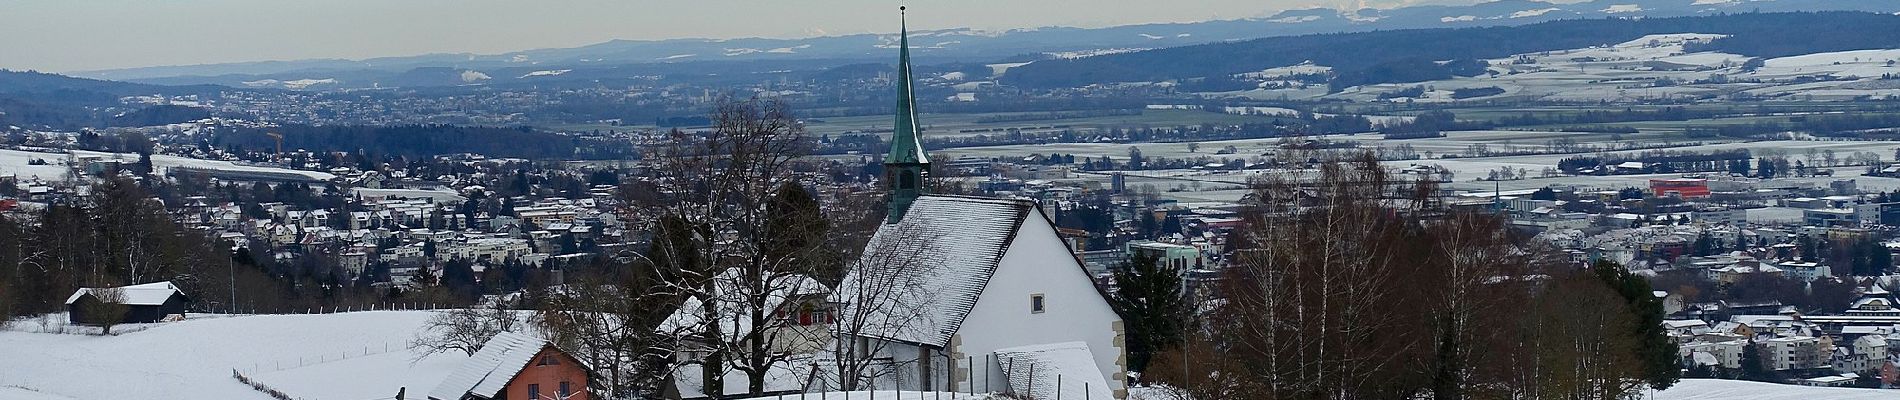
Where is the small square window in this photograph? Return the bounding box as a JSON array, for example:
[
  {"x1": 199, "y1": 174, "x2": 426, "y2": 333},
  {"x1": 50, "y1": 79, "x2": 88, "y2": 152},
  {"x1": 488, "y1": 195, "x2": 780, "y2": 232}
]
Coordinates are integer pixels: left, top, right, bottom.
[{"x1": 1031, "y1": 294, "x2": 1046, "y2": 314}]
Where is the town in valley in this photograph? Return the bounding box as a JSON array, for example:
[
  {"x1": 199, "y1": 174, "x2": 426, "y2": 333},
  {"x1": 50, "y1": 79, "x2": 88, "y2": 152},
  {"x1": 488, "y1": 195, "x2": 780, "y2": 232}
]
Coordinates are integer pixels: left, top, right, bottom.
[{"x1": 6, "y1": 1, "x2": 1900, "y2": 399}]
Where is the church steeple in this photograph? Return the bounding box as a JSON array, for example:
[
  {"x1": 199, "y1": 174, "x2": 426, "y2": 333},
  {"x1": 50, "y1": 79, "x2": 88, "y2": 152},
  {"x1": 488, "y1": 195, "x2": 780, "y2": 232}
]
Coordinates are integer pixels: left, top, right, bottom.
[{"x1": 885, "y1": 6, "x2": 930, "y2": 224}]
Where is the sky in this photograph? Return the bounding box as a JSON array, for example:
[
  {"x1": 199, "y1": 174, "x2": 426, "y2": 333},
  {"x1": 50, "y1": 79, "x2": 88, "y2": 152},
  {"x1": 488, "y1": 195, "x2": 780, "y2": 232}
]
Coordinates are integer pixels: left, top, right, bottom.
[{"x1": 0, "y1": 0, "x2": 1481, "y2": 73}]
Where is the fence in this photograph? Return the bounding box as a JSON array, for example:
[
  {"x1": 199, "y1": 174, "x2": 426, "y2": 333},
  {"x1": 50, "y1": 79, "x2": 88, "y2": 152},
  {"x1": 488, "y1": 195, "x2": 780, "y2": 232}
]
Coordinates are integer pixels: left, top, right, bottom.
[
  {"x1": 797, "y1": 353, "x2": 1108, "y2": 400},
  {"x1": 237, "y1": 339, "x2": 411, "y2": 375},
  {"x1": 194, "y1": 301, "x2": 453, "y2": 316}
]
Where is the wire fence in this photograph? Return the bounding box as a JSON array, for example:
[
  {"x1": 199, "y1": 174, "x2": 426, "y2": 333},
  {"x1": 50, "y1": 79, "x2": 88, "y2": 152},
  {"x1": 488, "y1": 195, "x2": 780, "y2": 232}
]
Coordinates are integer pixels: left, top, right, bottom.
[
  {"x1": 194, "y1": 301, "x2": 456, "y2": 316},
  {"x1": 237, "y1": 339, "x2": 412, "y2": 375}
]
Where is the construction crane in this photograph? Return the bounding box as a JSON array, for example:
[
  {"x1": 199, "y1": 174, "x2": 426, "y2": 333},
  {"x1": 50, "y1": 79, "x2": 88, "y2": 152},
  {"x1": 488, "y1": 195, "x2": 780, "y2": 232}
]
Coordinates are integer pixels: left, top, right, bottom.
[{"x1": 265, "y1": 132, "x2": 284, "y2": 162}]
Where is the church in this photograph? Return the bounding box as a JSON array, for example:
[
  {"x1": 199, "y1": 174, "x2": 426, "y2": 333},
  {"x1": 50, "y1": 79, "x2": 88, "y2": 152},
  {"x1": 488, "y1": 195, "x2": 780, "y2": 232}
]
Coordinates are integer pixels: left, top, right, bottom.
[{"x1": 829, "y1": 9, "x2": 1128, "y2": 400}]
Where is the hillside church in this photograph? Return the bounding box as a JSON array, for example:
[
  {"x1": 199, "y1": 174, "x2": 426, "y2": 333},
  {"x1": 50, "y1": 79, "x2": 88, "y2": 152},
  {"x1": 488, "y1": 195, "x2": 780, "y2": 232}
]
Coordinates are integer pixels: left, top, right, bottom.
[{"x1": 830, "y1": 9, "x2": 1128, "y2": 400}]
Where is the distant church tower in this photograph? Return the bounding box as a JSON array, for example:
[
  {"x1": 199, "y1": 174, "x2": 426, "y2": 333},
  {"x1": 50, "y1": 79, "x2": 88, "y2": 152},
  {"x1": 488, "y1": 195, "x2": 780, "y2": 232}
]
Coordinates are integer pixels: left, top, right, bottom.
[{"x1": 885, "y1": 7, "x2": 930, "y2": 224}]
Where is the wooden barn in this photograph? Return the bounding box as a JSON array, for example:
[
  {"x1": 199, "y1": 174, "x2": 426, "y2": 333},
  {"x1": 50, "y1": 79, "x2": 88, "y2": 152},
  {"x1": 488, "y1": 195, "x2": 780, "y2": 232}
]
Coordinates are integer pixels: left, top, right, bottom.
[{"x1": 64, "y1": 281, "x2": 190, "y2": 325}]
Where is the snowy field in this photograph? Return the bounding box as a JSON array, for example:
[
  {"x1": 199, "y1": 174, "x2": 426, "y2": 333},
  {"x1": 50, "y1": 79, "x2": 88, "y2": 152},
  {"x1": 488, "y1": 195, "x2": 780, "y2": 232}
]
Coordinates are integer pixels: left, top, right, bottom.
[
  {"x1": 1651, "y1": 379, "x2": 1896, "y2": 400},
  {"x1": 1245, "y1": 33, "x2": 1900, "y2": 103},
  {"x1": 0, "y1": 311, "x2": 461, "y2": 400},
  {"x1": 0, "y1": 148, "x2": 335, "y2": 182}
]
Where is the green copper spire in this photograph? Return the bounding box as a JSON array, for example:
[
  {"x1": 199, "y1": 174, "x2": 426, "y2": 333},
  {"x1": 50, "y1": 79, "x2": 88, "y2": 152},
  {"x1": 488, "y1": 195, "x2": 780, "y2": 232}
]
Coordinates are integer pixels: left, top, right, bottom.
[
  {"x1": 885, "y1": 6, "x2": 928, "y2": 165},
  {"x1": 885, "y1": 6, "x2": 930, "y2": 224}
]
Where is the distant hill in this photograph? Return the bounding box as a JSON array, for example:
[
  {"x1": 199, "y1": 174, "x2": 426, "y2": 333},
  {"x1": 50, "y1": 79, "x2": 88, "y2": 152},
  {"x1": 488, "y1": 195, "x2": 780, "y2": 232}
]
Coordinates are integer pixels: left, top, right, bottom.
[
  {"x1": 1000, "y1": 11, "x2": 1900, "y2": 90},
  {"x1": 0, "y1": 70, "x2": 232, "y2": 130},
  {"x1": 65, "y1": 0, "x2": 1900, "y2": 90}
]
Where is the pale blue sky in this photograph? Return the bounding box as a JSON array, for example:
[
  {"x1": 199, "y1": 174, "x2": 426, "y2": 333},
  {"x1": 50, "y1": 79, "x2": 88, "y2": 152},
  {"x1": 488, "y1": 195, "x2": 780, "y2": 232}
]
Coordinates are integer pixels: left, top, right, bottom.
[{"x1": 0, "y1": 0, "x2": 1471, "y2": 72}]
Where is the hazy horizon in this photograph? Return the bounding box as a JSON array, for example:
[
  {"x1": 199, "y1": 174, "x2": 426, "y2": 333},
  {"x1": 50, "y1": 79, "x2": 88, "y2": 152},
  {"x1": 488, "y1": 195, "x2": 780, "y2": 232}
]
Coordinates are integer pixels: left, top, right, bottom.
[{"x1": 0, "y1": 0, "x2": 1481, "y2": 73}]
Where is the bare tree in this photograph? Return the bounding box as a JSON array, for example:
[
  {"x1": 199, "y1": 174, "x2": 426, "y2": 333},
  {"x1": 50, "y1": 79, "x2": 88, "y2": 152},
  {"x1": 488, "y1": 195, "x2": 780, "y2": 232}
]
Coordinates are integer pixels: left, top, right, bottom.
[
  {"x1": 625, "y1": 97, "x2": 833, "y2": 397},
  {"x1": 538, "y1": 270, "x2": 677, "y2": 398},
  {"x1": 822, "y1": 222, "x2": 944, "y2": 391},
  {"x1": 79, "y1": 287, "x2": 129, "y2": 335},
  {"x1": 410, "y1": 300, "x2": 522, "y2": 358}
]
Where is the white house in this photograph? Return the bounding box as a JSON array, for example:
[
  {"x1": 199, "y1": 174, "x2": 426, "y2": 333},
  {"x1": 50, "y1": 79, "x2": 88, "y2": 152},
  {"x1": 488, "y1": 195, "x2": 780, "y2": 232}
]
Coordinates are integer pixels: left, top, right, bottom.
[{"x1": 833, "y1": 195, "x2": 1126, "y2": 399}]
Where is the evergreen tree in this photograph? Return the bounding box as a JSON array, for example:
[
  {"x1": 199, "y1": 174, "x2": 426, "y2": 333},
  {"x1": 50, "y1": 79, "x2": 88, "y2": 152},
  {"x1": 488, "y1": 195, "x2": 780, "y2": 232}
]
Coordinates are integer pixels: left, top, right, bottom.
[
  {"x1": 1591, "y1": 259, "x2": 1681, "y2": 390},
  {"x1": 763, "y1": 182, "x2": 837, "y2": 283},
  {"x1": 1110, "y1": 254, "x2": 1190, "y2": 373}
]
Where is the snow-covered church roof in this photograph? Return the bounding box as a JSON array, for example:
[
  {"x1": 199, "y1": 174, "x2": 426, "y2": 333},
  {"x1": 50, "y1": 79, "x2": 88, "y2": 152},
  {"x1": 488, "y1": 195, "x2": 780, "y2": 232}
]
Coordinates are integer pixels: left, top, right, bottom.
[{"x1": 835, "y1": 195, "x2": 1036, "y2": 348}]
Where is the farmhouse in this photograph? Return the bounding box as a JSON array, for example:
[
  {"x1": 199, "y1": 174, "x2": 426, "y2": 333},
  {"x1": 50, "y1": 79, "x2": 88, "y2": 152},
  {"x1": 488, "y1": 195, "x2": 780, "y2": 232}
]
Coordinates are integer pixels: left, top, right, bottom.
[
  {"x1": 428, "y1": 331, "x2": 590, "y2": 400},
  {"x1": 64, "y1": 281, "x2": 189, "y2": 324}
]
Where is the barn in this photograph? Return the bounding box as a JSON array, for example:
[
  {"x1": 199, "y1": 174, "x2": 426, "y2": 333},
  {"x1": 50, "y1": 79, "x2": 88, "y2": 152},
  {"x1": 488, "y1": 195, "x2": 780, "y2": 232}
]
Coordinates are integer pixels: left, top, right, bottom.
[{"x1": 64, "y1": 281, "x2": 190, "y2": 324}]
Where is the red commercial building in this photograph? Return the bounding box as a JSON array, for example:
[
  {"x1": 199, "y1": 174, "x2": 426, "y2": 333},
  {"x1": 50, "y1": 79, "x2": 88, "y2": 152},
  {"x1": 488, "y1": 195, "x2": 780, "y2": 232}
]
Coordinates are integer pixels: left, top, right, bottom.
[{"x1": 1650, "y1": 178, "x2": 1711, "y2": 199}]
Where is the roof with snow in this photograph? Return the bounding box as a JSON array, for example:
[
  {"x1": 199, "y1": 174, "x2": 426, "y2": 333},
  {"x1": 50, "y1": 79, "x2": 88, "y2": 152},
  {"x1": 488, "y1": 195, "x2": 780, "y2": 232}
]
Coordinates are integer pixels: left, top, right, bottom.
[
  {"x1": 993, "y1": 342, "x2": 1114, "y2": 400},
  {"x1": 657, "y1": 268, "x2": 828, "y2": 341},
  {"x1": 64, "y1": 281, "x2": 185, "y2": 306},
  {"x1": 427, "y1": 331, "x2": 551, "y2": 400},
  {"x1": 834, "y1": 195, "x2": 1034, "y2": 348}
]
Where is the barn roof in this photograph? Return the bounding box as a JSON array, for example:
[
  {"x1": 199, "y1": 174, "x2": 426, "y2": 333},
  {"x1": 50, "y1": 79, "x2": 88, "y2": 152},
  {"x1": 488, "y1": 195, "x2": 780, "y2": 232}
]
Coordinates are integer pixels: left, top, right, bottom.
[
  {"x1": 64, "y1": 281, "x2": 184, "y2": 306},
  {"x1": 834, "y1": 195, "x2": 1031, "y2": 348},
  {"x1": 427, "y1": 331, "x2": 548, "y2": 400}
]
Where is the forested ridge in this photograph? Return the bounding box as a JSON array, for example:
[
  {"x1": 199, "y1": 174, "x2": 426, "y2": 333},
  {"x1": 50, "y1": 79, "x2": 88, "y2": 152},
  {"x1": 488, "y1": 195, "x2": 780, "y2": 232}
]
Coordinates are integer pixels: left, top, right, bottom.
[{"x1": 1002, "y1": 12, "x2": 1900, "y2": 89}]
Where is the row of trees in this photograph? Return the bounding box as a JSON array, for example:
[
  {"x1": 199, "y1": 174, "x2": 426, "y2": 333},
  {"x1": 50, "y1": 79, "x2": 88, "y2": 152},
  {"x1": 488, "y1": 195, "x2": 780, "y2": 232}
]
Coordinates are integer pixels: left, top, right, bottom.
[{"x1": 1139, "y1": 155, "x2": 1678, "y2": 400}]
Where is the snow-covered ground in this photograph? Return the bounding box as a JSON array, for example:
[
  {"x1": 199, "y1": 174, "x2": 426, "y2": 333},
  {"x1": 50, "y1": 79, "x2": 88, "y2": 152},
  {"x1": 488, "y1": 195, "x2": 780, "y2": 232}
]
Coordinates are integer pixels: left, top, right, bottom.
[
  {"x1": 733, "y1": 391, "x2": 1001, "y2": 400},
  {"x1": 0, "y1": 148, "x2": 336, "y2": 182},
  {"x1": 1273, "y1": 32, "x2": 1900, "y2": 103},
  {"x1": 1652, "y1": 379, "x2": 1896, "y2": 400},
  {"x1": 0, "y1": 311, "x2": 461, "y2": 400}
]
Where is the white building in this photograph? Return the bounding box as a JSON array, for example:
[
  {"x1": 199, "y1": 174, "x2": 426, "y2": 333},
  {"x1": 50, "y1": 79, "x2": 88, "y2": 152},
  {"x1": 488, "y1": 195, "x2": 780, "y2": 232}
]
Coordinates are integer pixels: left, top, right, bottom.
[
  {"x1": 1759, "y1": 335, "x2": 1825, "y2": 371},
  {"x1": 833, "y1": 195, "x2": 1126, "y2": 399}
]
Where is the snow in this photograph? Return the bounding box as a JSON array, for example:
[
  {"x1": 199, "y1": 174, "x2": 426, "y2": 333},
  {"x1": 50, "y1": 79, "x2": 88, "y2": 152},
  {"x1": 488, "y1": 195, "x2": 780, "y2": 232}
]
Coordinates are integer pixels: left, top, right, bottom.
[
  {"x1": 0, "y1": 148, "x2": 337, "y2": 182},
  {"x1": 428, "y1": 331, "x2": 546, "y2": 400},
  {"x1": 0, "y1": 310, "x2": 462, "y2": 400},
  {"x1": 1047, "y1": 48, "x2": 1149, "y2": 60},
  {"x1": 1238, "y1": 61, "x2": 1332, "y2": 79},
  {"x1": 658, "y1": 54, "x2": 697, "y2": 60},
  {"x1": 835, "y1": 195, "x2": 1031, "y2": 348},
  {"x1": 733, "y1": 391, "x2": 1000, "y2": 400},
  {"x1": 1268, "y1": 15, "x2": 1321, "y2": 24},
  {"x1": 459, "y1": 70, "x2": 491, "y2": 83},
  {"x1": 1691, "y1": 0, "x2": 1738, "y2": 5},
  {"x1": 283, "y1": 79, "x2": 337, "y2": 90},
  {"x1": 1653, "y1": 379, "x2": 1894, "y2": 400},
  {"x1": 1442, "y1": 15, "x2": 1478, "y2": 23},
  {"x1": 518, "y1": 69, "x2": 571, "y2": 78},
  {"x1": 64, "y1": 281, "x2": 181, "y2": 306},
  {"x1": 1512, "y1": 8, "x2": 1561, "y2": 18},
  {"x1": 993, "y1": 342, "x2": 1114, "y2": 400},
  {"x1": 1602, "y1": 4, "x2": 1644, "y2": 13}
]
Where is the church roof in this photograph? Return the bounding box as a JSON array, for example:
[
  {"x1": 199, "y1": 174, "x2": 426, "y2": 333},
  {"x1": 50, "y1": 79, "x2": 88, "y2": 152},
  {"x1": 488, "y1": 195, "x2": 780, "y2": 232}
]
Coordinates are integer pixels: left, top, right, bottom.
[
  {"x1": 835, "y1": 195, "x2": 1032, "y2": 347},
  {"x1": 884, "y1": 10, "x2": 929, "y2": 166}
]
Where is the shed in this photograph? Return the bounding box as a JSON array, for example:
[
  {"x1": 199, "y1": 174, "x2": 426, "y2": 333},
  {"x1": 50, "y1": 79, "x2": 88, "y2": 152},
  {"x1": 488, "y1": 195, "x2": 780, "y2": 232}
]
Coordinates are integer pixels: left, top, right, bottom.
[{"x1": 64, "y1": 281, "x2": 189, "y2": 324}]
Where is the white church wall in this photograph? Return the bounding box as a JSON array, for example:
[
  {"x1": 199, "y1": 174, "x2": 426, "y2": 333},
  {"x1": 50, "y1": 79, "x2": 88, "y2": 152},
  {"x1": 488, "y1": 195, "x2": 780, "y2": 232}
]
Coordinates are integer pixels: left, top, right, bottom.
[{"x1": 954, "y1": 212, "x2": 1126, "y2": 398}]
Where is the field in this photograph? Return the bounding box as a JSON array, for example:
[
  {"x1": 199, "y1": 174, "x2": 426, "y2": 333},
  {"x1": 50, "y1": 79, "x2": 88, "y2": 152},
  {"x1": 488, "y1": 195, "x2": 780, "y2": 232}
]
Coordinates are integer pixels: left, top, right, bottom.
[
  {"x1": 0, "y1": 311, "x2": 459, "y2": 400},
  {"x1": 939, "y1": 128, "x2": 1900, "y2": 201},
  {"x1": 0, "y1": 148, "x2": 336, "y2": 182}
]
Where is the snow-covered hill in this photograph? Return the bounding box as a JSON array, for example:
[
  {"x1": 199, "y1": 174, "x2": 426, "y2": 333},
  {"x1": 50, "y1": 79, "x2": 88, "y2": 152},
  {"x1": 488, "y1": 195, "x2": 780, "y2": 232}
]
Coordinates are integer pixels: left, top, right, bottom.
[{"x1": 0, "y1": 311, "x2": 461, "y2": 400}]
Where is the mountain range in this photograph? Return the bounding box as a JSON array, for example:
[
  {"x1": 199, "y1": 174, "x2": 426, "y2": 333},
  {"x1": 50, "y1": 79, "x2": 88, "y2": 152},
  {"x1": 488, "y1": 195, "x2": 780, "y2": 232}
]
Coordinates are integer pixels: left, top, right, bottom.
[{"x1": 66, "y1": 0, "x2": 1900, "y2": 91}]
